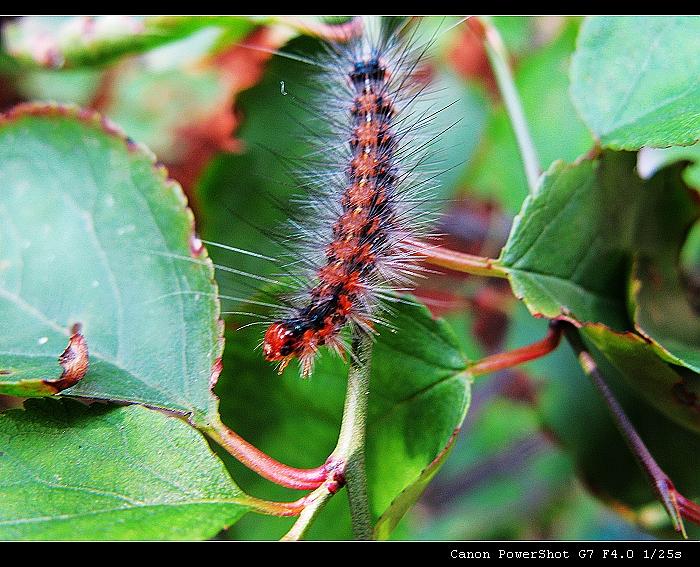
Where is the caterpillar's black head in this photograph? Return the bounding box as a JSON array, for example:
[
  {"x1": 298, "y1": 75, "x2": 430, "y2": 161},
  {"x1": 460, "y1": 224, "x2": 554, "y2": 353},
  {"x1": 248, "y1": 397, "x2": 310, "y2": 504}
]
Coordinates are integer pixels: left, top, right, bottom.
[{"x1": 350, "y1": 57, "x2": 386, "y2": 87}]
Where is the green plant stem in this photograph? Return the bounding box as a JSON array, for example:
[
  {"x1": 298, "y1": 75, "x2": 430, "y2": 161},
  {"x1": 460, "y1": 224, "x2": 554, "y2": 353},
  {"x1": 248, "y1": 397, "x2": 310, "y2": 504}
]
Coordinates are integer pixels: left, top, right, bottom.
[
  {"x1": 281, "y1": 331, "x2": 375, "y2": 541},
  {"x1": 280, "y1": 483, "x2": 337, "y2": 541},
  {"x1": 480, "y1": 16, "x2": 541, "y2": 194},
  {"x1": 333, "y1": 332, "x2": 373, "y2": 540},
  {"x1": 242, "y1": 494, "x2": 307, "y2": 517}
]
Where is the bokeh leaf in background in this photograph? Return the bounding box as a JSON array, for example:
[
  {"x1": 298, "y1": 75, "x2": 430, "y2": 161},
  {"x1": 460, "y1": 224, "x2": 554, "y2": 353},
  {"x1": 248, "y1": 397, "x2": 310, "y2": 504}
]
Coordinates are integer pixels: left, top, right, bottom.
[
  {"x1": 406, "y1": 396, "x2": 574, "y2": 540},
  {"x1": 106, "y1": 64, "x2": 231, "y2": 163},
  {"x1": 570, "y1": 16, "x2": 700, "y2": 150},
  {"x1": 1, "y1": 16, "x2": 257, "y2": 69}
]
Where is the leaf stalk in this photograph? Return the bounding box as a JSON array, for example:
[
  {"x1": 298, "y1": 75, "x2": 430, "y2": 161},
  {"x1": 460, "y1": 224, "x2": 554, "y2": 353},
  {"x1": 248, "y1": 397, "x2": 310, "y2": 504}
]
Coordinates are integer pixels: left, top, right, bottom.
[
  {"x1": 417, "y1": 243, "x2": 508, "y2": 279},
  {"x1": 469, "y1": 321, "x2": 562, "y2": 376},
  {"x1": 204, "y1": 418, "x2": 328, "y2": 491}
]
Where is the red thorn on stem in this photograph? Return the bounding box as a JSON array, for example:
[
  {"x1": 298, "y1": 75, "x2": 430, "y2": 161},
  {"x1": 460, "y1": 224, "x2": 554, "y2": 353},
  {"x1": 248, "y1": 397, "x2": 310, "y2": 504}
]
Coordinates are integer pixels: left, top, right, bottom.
[{"x1": 325, "y1": 459, "x2": 347, "y2": 495}]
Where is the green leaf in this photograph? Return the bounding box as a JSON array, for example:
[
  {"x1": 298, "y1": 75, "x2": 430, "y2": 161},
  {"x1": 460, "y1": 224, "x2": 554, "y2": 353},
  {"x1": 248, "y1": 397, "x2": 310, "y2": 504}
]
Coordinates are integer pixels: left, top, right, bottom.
[
  {"x1": 2, "y1": 16, "x2": 256, "y2": 69},
  {"x1": 0, "y1": 104, "x2": 223, "y2": 424},
  {"x1": 0, "y1": 400, "x2": 250, "y2": 540},
  {"x1": 570, "y1": 16, "x2": 700, "y2": 150},
  {"x1": 365, "y1": 300, "x2": 471, "y2": 524},
  {"x1": 628, "y1": 165, "x2": 700, "y2": 375},
  {"x1": 466, "y1": 20, "x2": 593, "y2": 213},
  {"x1": 498, "y1": 151, "x2": 700, "y2": 432},
  {"x1": 373, "y1": 429, "x2": 457, "y2": 540},
  {"x1": 498, "y1": 152, "x2": 643, "y2": 330},
  {"x1": 583, "y1": 324, "x2": 700, "y2": 434},
  {"x1": 219, "y1": 299, "x2": 471, "y2": 540},
  {"x1": 498, "y1": 151, "x2": 694, "y2": 331},
  {"x1": 0, "y1": 328, "x2": 87, "y2": 396}
]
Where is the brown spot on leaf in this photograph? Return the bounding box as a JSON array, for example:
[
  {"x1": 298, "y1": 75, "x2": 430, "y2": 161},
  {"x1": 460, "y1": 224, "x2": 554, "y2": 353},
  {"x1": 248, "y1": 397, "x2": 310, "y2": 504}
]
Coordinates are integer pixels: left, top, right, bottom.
[{"x1": 45, "y1": 324, "x2": 89, "y2": 393}]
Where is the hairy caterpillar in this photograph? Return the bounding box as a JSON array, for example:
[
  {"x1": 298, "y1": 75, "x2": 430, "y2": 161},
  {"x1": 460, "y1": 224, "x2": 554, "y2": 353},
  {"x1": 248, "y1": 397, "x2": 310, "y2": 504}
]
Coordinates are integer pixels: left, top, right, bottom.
[{"x1": 243, "y1": 16, "x2": 459, "y2": 378}]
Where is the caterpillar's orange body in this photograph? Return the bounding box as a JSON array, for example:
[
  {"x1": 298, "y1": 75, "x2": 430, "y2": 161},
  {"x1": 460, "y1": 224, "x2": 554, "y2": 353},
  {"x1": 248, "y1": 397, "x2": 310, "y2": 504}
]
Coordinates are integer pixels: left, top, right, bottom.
[{"x1": 263, "y1": 22, "x2": 436, "y2": 376}]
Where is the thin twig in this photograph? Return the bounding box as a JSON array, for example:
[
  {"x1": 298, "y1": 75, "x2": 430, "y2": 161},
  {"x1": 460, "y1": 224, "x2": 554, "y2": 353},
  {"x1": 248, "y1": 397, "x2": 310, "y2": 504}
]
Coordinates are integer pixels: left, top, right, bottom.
[
  {"x1": 279, "y1": 482, "x2": 339, "y2": 540},
  {"x1": 479, "y1": 16, "x2": 541, "y2": 194},
  {"x1": 563, "y1": 324, "x2": 699, "y2": 538}
]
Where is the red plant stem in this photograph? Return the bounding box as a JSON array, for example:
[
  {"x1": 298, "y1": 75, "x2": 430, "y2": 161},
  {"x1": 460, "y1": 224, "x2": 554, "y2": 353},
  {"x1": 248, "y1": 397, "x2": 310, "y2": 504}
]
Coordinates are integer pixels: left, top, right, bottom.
[
  {"x1": 469, "y1": 321, "x2": 562, "y2": 376},
  {"x1": 413, "y1": 241, "x2": 509, "y2": 279},
  {"x1": 205, "y1": 418, "x2": 328, "y2": 490},
  {"x1": 564, "y1": 324, "x2": 700, "y2": 538}
]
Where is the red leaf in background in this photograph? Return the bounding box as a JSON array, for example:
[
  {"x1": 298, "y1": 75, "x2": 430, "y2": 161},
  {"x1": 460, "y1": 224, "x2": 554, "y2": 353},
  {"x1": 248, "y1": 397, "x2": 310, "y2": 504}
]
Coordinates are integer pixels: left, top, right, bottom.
[
  {"x1": 168, "y1": 27, "x2": 286, "y2": 208},
  {"x1": 448, "y1": 18, "x2": 498, "y2": 94}
]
